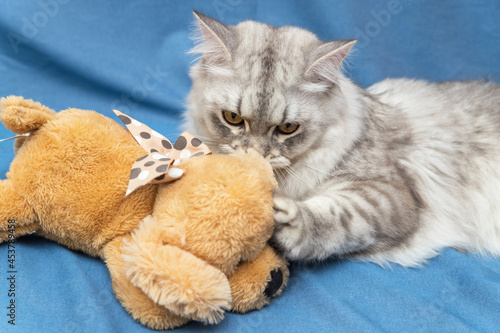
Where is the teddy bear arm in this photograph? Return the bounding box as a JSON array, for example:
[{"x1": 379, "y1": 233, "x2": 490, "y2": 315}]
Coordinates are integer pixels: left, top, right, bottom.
[
  {"x1": 228, "y1": 245, "x2": 289, "y2": 313},
  {"x1": 0, "y1": 179, "x2": 39, "y2": 243},
  {"x1": 103, "y1": 236, "x2": 190, "y2": 330}
]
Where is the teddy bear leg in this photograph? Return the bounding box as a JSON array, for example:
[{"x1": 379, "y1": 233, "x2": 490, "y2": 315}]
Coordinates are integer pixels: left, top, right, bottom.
[
  {"x1": 102, "y1": 236, "x2": 189, "y2": 330},
  {"x1": 0, "y1": 179, "x2": 39, "y2": 243},
  {"x1": 228, "y1": 245, "x2": 289, "y2": 313},
  {"x1": 118, "y1": 216, "x2": 232, "y2": 325}
]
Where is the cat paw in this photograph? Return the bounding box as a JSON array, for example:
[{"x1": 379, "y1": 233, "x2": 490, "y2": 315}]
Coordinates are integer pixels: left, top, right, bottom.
[
  {"x1": 273, "y1": 195, "x2": 304, "y2": 256},
  {"x1": 273, "y1": 195, "x2": 299, "y2": 225}
]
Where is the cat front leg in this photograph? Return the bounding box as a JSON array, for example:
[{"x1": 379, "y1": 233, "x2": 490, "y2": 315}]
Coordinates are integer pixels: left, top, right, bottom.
[
  {"x1": 272, "y1": 178, "x2": 421, "y2": 262},
  {"x1": 273, "y1": 195, "x2": 300, "y2": 225},
  {"x1": 272, "y1": 194, "x2": 303, "y2": 252}
]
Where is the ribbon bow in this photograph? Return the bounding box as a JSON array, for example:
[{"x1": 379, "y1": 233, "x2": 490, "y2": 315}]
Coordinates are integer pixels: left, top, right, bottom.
[{"x1": 114, "y1": 110, "x2": 211, "y2": 196}]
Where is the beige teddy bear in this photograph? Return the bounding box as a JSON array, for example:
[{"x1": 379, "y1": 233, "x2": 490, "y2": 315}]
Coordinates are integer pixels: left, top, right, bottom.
[{"x1": 0, "y1": 96, "x2": 289, "y2": 330}]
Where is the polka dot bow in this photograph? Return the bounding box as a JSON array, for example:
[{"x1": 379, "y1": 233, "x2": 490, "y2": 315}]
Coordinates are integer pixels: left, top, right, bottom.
[{"x1": 114, "y1": 110, "x2": 211, "y2": 196}]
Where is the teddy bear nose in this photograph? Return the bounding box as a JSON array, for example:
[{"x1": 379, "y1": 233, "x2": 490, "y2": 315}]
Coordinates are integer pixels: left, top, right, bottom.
[{"x1": 263, "y1": 269, "x2": 284, "y2": 298}]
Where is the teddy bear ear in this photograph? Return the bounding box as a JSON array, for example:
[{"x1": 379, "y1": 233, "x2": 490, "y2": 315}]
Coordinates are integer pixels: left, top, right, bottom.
[
  {"x1": 121, "y1": 231, "x2": 232, "y2": 324},
  {"x1": 0, "y1": 96, "x2": 56, "y2": 134}
]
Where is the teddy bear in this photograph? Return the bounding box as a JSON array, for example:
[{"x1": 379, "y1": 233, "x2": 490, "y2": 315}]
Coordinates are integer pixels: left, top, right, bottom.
[{"x1": 0, "y1": 96, "x2": 289, "y2": 330}]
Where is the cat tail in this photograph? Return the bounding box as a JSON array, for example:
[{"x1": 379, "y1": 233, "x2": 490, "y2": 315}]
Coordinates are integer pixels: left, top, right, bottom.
[{"x1": 0, "y1": 96, "x2": 56, "y2": 134}]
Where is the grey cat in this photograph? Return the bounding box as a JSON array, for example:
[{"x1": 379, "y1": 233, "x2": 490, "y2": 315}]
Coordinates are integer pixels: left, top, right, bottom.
[{"x1": 184, "y1": 11, "x2": 500, "y2": 266}]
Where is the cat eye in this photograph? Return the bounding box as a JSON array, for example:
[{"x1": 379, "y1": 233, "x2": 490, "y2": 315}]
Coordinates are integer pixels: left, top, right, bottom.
[
  {"x1": 277, "y1": 122, "x2": 299, "y2": 134},
  {"x1": 223, "y1": 110, "x2": 244, "y2": 126}
]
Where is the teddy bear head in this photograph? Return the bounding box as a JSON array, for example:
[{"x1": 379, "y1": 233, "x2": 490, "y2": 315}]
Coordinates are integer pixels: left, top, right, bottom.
[
  {"x1": 126, "y1": 150, "x2": 277, "y2": 272},
  {"x1": 117, "y1": 150, "x2": 281, "y2": 323}
]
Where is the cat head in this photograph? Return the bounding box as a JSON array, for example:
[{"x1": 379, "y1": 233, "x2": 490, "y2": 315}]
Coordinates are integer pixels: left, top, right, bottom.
[{"x1": 186, "y1": 11, "x2": 360, "y2": 169}]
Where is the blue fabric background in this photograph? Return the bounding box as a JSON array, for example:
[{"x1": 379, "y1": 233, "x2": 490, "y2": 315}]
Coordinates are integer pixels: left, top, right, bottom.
[{"x1": 1, "y1": 1, "x2": 499, "y2": 332}]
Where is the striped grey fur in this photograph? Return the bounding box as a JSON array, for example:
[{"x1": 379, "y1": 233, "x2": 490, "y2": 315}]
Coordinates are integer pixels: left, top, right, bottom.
[{"x1": 184, "y1": 12, "x2": 500, "y2": 266}]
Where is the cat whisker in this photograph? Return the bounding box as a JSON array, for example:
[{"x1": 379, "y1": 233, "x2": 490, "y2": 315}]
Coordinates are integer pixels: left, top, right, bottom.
[
  {"x1": 273, "y1": 168, "x2": 285, "y2": 188},
  {"x1": 188, "y1": 136, "x2": 221, "y2": 143},
  {"x1": 187, "y1": 136, "x2": 226, "y2": 148},
  {"x1": 283, "y1": 164, "x2": 312, "y2": 189},
  {"x1": 271, "y1": 160, "x2": 288, "y2": 186},
  {"x1": 189, "y1": 134, "x2": 213, "y2": 140},
  {"x1": 299, "y1": 162, "x2": 337, "y2": 177},
  {"x1": 203, "y1": 142, "x2": 225, "y2": 147},
  {"x1": 275, "y1": 164, "x2": 290, "y2": 186},
  {"x1": 218, "y1": 144, "x2": 234, "y2": 154}
]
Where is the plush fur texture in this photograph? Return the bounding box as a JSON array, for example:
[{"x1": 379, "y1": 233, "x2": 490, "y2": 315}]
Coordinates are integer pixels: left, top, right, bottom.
[
  {"x1": 184, "y1": 12, "x2": 500, "y2": 267},
  {"x1": 0, "y1": 96, "x2": 289, "y2": 330}
]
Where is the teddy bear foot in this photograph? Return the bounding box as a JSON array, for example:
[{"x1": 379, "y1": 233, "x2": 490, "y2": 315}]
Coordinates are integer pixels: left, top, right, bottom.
[
  {"x1": 119, "y1": 216, "x2": 233, "y2": 324},
  {"x1": 229, "y1": 246, "x2": 289, "y2": 313},
  {"x1": 264, "y1": 269, "x2": 284, "y2": 298},
  {"x1": 103, "y1": 237, "x2": 191, "y2": 330}
]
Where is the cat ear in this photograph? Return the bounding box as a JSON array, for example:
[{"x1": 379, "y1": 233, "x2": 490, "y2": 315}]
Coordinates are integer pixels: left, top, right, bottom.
[
  {"x1": 192, "y1": 10, "x2": 235, "y2": 67},
  {"x1": 305, "y1": 40, "x2": 356, "y2": 84}
]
